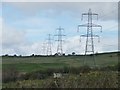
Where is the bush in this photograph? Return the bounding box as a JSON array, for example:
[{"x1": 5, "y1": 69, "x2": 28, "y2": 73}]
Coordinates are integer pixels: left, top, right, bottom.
[
  {"x1": 2, "y1": 67, "x2": 18, "y2": 83},
  {"x1": 20, "y1": 66, "x2": 91, "y2": 81},
  {"x1": 79, "y1": 65, "x2": 91, "y2": 73},
  {"x1": 100, "y1": 64, "x2": 119, "y2": 71},
  {"x1": 3, "y1": 65, "x2": 117, "y2": 83}
]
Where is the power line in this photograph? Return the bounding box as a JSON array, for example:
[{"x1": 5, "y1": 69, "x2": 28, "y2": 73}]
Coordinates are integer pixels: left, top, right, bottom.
[
  {"x1": 78, "y1": 8, "x2": 102, "y2": 66},
  {"x1": 104, "y1": 24, "x2": 118, "y2": 31}
]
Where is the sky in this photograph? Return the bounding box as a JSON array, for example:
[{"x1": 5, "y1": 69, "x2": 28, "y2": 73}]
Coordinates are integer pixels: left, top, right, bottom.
[{"x1": 1, "y1": 1, "x2": 119, "y2": 56}]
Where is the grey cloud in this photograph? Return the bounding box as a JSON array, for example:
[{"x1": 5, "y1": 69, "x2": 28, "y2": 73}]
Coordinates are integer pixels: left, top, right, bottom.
[{"x1": 5, "y1": 2, "x2": 118, "y2": 20}]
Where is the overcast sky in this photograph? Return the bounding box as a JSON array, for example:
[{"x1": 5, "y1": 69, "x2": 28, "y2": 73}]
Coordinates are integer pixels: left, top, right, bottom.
[{"x1": 1, "y1": 1, "x2": 118, "y2": 56}]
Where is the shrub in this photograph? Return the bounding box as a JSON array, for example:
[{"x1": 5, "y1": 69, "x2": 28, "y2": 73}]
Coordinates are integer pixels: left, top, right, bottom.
[
  {"x1": 72, "y1": 52, "x2": 75, "y2": 55},
  {"x1": 100, "y1": 65, "x2": 119, "y2": 71},
  {"x1": 2, "y1": 67, "x2": 18, "y2": 83},
  {"x1": 79, "y1": 65, "x2": 91, "y2": 73}
]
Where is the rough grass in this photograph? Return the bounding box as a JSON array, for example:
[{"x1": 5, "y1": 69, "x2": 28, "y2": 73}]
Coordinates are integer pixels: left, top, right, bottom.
[{"x1": 2, "y1": 71, "x2": 118, "y2": 88}]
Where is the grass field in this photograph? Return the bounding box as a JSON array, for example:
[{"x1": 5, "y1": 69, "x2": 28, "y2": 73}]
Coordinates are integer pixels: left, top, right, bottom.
[
  {"x1": 2, "y1": 52, "x2": 118, "y2": 73},
  {"x1": 2, "y1": 52, "x2": 119, "y2": 88}
]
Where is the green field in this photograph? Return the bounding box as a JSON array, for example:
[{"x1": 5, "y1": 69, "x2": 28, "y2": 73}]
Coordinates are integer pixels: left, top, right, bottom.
[
  {"x1": 2, "y1": 52, "x2": 119, "y2": 73},
  {"x1": 2, "y1": 52, "x2": 119, "y2": 88}
]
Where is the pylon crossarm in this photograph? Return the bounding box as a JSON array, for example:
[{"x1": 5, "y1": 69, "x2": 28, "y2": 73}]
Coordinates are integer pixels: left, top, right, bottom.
[
  {"x1": 92, "y1": 24, "x2": 102, "y2": 32},
  {"x1": 78, "y1": 24, "x2": 102, "y2": 28},
  {"x1": 92, "y1": 13, "x2": 98, "y2": 20},
  {"x1": 93, "y1": 35, "x2": 99, "y2": 37},
  {"x1": 78, "y1": 24, "x2": 88, "y2": 27},
  {"x1": 54, "y1": 35, "x2": 66, "y2": 36},
  {"x1": 80, "y1": 35, "x2": 87, "y2": 37},
  {"x1": 80, "y1": 34, "x2": 100, "y2": 42},
  {"x1": 55, "y1": 40, "x2": 65, "y2": 41},
  {"x1": 92, "y1": 24, "x2": 102, "y2": 27},
  {"x1": 77, "y1": 24, "x2": 88, "y2": 32},
  {"x1": 56, "y1": 28, "x2": 64, "y2": 30},
  {"x1": 92, "y1": 35, "x2": 100, "y2": 42},
  {"x1": 92, "y1": 13, "x2": 98, "y2": 15},
  {"x1": 82, "y1": 13, "x2": 98, "y2": 16},
  {"x1": 80, "y1": 34, "x2": 87, "y2": 42},
  {"x1": 81, "y1": 13, "x2": 89, "y2": 20},
  {"x1": 80, "y1": 34, "x2": 99, "y2": 37},
  {"x1": 82, "y1": 13, "x2": 89, "y2": 15}
]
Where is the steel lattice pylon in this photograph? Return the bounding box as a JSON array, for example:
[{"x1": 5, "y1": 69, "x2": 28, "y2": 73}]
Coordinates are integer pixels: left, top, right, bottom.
[
  {"x1": 54, "y1": 26, "x2": 66, "y2": 56},
  {"x1": 42, "y1": 42, "x2": 46, "y2": 55},
  {"x1": 78, "y1": 9, "x2": 102, "y2": 66},
  {"x1": 46, "y1": 34, "x2": 52, "y2": 56}
]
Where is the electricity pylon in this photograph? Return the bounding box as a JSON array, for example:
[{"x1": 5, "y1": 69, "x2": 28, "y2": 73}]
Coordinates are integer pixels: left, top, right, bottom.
[
  {"x1": 54, "y1": 26, "x2": 66, "y2": 56},
  {"x1": 46, "y1": 34, "x2": 52, "y2": 56},
  {"x1": 78, "y1": 8, "x2": 102, "y2": 66},
  {"x1": 42, "y1": 42, "x2": 46, "y2": 55}
]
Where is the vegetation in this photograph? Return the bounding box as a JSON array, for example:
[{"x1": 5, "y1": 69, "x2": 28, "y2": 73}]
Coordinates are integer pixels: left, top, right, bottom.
[
  {"x1": 2, "y1": 52, "x2": 119, "y2": 88},
  {"x1": 2, "y1": 68, "x2": 119, "y2": 88}
]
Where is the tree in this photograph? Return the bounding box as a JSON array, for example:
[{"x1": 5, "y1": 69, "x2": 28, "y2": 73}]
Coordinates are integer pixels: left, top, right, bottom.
[
  {"x1": 63, "y1": 53, "x2": 65, "y2": 56},
  {"x1": 72, "y1": 52, "x2": 75, "y2": 55},
  {"x1": 14, "y1": 54, "x2": 17, "y2": 57},
  {"x1": 5, "y1": 54, "x2": 8, "y2": 57},
  {"x1": 31, "y1": 54, "x2": 34, "y2": 57}
]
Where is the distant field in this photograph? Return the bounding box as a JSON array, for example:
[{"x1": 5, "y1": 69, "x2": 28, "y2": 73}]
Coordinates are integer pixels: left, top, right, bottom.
[{"x1": 2, "y1": 52, "x2": 119, "y2": 73}]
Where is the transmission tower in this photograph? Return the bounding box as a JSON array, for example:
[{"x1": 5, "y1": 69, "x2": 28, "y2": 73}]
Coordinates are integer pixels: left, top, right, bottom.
[
  {"x1": 42, "y1": 42, "x2": 46, "y2": 55},
  {"x1": 78, "y1": 8, "x2": 102, "y2": 66},
  {"x1": 46, "y1": 34, "x2": 52, "y2": 56},
  {"x1": 54, "y1": 26, "x2": 66, "y2": 55}
]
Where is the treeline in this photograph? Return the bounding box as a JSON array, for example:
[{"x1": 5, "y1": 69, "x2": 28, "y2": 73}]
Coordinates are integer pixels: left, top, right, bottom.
[{"x1": 2, "y1": 51, "x2": 120, "y2": 57}]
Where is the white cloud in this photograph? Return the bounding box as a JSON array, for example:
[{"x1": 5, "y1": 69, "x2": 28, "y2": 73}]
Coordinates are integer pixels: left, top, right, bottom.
[
  {"x1": 99, "y1": 37, "x2": 118, "y2": 52},
  {"x1": 2, "y1": 26, "x2": 26, "y2": 47},
  {"x1": 2, "y1": 18, "x2": 27, "y2": 55},
  {"x1": 2, "y1": 29, "x2": 118, "y2": 56},
  {"x1": 2, "y1": 18, "x2": 48, "y2": 55},
  {"x1": 17, "y1": 42, "x2": 42, "y2": 55},
  {"x1": 62, "y1": 35, "x2": 118, "y2": 55},
  {"x1": 64, "y1": 36, "x2": 81, "y2": 54}
]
